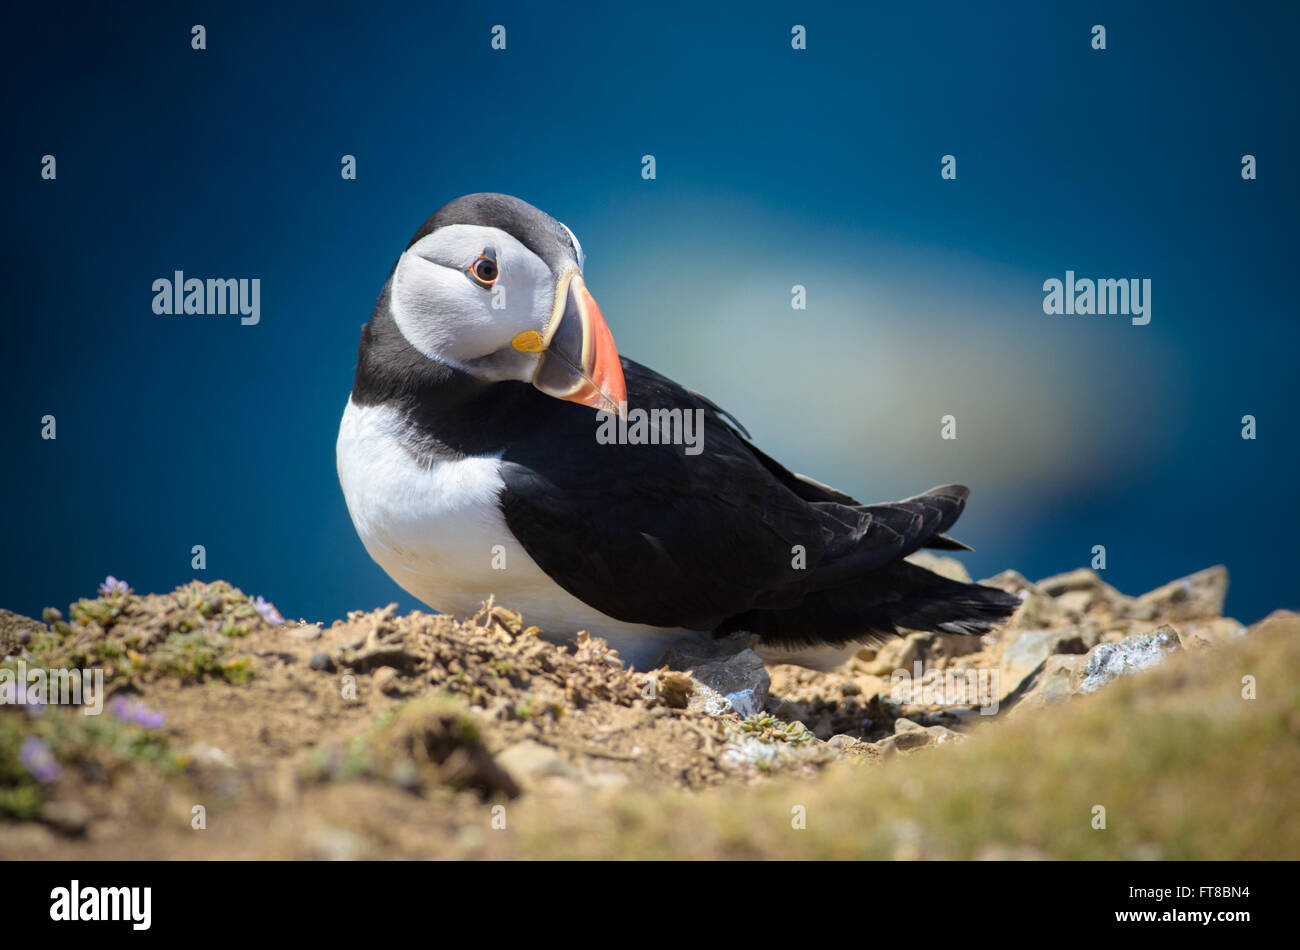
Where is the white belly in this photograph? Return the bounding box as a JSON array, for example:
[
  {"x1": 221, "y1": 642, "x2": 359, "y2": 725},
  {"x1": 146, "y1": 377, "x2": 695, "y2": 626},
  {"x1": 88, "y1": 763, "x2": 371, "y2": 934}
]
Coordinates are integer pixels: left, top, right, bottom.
[{"x1": 336, "y1": 398, "x2": 691, "y2": 670}]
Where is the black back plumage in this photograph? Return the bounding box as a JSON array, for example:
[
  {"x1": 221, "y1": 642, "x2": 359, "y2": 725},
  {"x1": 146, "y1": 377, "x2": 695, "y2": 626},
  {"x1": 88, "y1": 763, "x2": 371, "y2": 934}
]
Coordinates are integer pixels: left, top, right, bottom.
[{"x1": 494, "y1": 361, "x2": 1019, "y2": 646}]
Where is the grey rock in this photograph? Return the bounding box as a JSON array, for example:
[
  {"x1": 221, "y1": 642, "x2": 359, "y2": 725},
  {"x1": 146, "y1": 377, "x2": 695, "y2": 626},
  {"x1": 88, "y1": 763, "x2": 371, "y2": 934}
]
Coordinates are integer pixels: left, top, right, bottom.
[
  {"x1": 663, "y1": 635, "x2": 770, "y2": 717},
  {"x1": 1136, "y1": 566, "x2": 1228, "y2": 623},
  {"x1": 308, "y1": 652, "x2": 336, "y2": 673},
  {"x1": 1007, "y1": 654, "x2": 1088, "y2": 714},
  {"x1": 688, "y1": 687, "x2": 749, "y2": 718},
  {"x1": 998, "y1": 627, "x2": 1092, "y2": 698},
  {"x1": 1078, "y1": 625, "x2": 1181, "y2": 694},
  {"x1": 892, "y1": 730, "x2": 932, "y2": 750},
  {"x1": 661, "y1": 632, "x2": 753, "y2": 667},
  {"x1": 1000, "y1": 630, "x2": 1062, "y2": 692}
]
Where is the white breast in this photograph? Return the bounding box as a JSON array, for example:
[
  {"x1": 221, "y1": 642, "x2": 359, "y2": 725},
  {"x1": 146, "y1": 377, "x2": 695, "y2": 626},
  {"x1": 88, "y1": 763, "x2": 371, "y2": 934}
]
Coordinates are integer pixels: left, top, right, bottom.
[{"x1": 335, "y1": 398, "x2": 691, "y2": 669}]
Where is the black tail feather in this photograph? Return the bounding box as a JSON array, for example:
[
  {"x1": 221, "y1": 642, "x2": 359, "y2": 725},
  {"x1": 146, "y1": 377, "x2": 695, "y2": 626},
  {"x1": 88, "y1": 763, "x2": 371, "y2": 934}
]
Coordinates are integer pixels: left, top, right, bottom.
[
  {"x1": 924, "y1": 532, "x2": 974, "y2": 552},
  {"x1": 717, "y1": 559, "x2": 1021, "y2": 650}
]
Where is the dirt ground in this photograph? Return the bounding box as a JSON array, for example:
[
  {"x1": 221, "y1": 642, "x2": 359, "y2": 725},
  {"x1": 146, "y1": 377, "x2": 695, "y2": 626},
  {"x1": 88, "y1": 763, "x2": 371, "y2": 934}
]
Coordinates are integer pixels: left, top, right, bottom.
[{"x1": 1, "y1": 563, "x2": 1297, "y2": 860}]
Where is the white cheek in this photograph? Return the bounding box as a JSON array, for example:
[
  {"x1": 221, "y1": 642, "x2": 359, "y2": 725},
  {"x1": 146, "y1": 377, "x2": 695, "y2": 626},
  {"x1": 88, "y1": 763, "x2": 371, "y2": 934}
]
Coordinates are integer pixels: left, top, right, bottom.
[
  {"x1": 391, "y1": 254, "x2": 498, "y2": 363},
  {"x1": 388, "y1": 239, "x2": 557, "y2": 371}
]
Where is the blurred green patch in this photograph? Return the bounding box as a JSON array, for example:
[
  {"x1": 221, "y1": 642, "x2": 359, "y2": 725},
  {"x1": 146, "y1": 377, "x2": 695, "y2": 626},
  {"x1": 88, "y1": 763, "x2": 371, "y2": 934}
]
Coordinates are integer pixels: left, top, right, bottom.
[
  {"x1": 0, "y1": 700, "x2": 182, "y2": 821},
  {"x1": 735, "y1": 712, "x2": 817, "y2": 745},
  {"x1": 3, "y1": 580, "x2": 260, "y2": 688}
]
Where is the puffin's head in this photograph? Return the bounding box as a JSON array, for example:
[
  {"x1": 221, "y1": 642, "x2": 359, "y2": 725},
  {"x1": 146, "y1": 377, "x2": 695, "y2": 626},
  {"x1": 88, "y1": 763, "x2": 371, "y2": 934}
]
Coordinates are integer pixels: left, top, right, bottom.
[{"x1": 386, "y1": 192, "x2": 626, "y2": 413}]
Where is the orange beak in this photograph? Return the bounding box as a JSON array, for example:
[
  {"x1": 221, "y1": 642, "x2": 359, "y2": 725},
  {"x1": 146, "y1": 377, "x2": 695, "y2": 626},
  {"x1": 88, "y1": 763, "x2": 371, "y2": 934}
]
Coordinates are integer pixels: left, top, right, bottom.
[{"x1": 528, "y1": 271, "x2": 627, "y2": 415}]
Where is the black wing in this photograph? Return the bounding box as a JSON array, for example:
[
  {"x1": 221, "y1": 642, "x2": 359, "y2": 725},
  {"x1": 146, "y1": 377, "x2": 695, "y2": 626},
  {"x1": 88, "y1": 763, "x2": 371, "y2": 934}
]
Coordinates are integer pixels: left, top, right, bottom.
[
  {"x1": 738, "y1": 438, "x2": 973, "y2": 551},
  {"x1": 497, "y1": 359, "x2": 970, "y2": 632}
]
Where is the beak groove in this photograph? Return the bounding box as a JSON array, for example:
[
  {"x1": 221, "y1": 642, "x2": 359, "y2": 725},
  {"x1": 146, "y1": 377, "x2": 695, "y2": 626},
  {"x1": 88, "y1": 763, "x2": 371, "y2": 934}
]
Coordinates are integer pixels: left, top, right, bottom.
[{"x1": 528, "y1": 271, "x2": 626, "y2": 414}]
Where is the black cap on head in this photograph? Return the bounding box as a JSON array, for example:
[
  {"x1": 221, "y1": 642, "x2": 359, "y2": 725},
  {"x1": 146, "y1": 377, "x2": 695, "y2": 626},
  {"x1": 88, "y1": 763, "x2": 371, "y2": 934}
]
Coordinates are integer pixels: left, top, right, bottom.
[{"x1": 406, "y1": 193, "x2": 579, "y2": 274}]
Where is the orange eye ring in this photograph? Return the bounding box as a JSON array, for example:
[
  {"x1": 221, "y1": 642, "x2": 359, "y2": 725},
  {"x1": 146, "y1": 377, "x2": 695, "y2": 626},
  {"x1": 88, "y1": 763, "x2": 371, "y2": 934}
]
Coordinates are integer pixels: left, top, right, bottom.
[{"x1": 468, "y1": 247, "x2": 499, "y2": 287}]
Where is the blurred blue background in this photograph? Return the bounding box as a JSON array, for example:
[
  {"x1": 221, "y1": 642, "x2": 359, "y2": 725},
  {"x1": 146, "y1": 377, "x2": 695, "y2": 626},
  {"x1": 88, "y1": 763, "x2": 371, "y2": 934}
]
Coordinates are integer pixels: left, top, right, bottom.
[{"x1": 3, "y1": 1, "x2": 1296, "y2": 625}]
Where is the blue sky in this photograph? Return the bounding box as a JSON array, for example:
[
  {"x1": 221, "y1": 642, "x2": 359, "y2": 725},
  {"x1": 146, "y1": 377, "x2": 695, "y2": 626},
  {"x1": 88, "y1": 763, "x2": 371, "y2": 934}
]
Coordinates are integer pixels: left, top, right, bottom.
[{"x1": 3, "y1": 1, "x2": 1297, "y2": 624}]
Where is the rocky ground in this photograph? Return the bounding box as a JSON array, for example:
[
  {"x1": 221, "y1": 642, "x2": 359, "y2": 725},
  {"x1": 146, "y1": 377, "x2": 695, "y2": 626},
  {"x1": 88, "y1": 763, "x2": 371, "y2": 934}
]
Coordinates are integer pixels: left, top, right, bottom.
[{"x1": 1, "y1": 559, "x2": 1296, "y2": 859}]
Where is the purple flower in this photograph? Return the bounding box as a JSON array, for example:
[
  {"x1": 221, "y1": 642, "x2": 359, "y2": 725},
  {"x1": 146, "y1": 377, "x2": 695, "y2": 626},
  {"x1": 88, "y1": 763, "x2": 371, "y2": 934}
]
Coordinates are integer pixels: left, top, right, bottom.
[
  {"x1": 98, "y1": 576, "x2": 129, "y2": 597},
  {"x1": 251, "y1": 595, "x2": 284, "y2": 626},
  {"x1": 20, "y1": 736, "x2": 62, "y2": 783},
  {"x1": 111, "y1": 697, "x2": 166, "y2": 729}
]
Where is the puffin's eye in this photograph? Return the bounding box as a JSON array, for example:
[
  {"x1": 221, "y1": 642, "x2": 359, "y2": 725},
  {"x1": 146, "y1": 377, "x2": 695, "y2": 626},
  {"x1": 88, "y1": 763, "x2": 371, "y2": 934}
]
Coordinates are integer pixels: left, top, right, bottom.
[{"x1": 469, "y1": 247, "x2": 498, "y2": 287}]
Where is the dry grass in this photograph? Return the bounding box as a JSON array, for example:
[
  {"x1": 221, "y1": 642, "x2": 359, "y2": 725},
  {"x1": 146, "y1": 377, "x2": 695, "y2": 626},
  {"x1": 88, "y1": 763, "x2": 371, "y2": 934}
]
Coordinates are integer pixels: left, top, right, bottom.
[{"x1": 483, "y1": 617, "x2": 1299, "y2": 859}]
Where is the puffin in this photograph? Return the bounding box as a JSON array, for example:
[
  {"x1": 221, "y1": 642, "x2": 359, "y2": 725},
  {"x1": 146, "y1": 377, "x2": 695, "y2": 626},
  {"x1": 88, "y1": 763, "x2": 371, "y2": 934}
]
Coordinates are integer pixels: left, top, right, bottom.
[{"x1": 337, "y1": 193, "x2": 1020, "y2": 671}]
